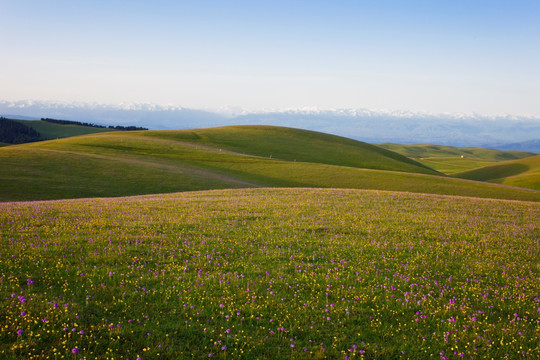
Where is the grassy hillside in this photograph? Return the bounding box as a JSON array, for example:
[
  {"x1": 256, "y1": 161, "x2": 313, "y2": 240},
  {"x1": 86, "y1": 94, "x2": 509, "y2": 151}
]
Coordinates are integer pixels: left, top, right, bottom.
[
  {"x1": 379, "y1": 143, "x2": 535, "y2": 174},
  {"x1": 455, "y1": 155, "x2": 540, "y2": 190},
  {"x1": 139, "y1": 126, "x2": 440, "y2": 175},
  {"x1": 2, "y1": 126, "x2": 539, "y2": 202},
  {"x1": 1, "y1": 188, "x2": 538, "y2": 359},
  {"x1": 14, "y1": 119, "x2": 117, "y2": 139}
]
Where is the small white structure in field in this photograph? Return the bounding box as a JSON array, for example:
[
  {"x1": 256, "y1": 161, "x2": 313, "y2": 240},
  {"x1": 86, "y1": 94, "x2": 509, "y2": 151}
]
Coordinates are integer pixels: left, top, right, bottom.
[{"x1": 460, "y1": 155, "x2": 465, "y2": 159}]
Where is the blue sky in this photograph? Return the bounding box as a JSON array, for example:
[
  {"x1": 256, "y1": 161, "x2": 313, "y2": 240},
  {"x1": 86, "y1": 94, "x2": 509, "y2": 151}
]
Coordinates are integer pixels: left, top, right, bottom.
[{"x1": 1, "y1": 0, "x2": 540, "y2": 116}]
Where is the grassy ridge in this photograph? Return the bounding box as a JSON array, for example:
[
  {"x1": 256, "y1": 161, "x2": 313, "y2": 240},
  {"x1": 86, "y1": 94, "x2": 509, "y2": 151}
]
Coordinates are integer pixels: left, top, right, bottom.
[
  {"x1": 455, "y1": 155, "x2": 540, "y2": 190},
  {"x1": 14, "y1": 119, "x2": 117, "y2": 139},
  {"x1": 1, "y1": 188, "x2": 538, "y2": 359},
  {"x1": 379, "y1": 143, "x2": 535, "y2": 160},
  {"x1": 379, "y1": 143, "x2": 536, "y2": 174},
  {"x1": 2, "y1": 127, "x2": 540, "y2": 202},
  {"x1": 139, "y1": 126, "x2": 440, "y2": 175}
]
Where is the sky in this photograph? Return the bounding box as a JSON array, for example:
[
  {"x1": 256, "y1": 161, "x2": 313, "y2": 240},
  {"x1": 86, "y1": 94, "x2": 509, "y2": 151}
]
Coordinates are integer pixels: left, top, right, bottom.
[{"x1": 1, "y1": 0, "x2": 540, "y2": 117}]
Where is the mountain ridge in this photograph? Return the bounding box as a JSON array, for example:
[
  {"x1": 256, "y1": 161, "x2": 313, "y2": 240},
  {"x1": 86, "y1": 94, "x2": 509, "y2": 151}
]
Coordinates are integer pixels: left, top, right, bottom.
[{"x1": 2, "y1": 100, "x2": 540, "y2": 151}]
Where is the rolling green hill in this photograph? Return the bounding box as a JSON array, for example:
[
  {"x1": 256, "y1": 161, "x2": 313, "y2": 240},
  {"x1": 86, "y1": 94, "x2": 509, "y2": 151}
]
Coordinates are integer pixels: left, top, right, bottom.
[
  {"x1": 14, "y1": 119, "x2": 118, "y2": 139},
  {"x1": 138, "y1": 126, "x2": 440, "y2": 175},
  {"x1": 455, "y1": 155, "x2": 540, "y2": 190},
  {"x1": 379, "y1": 143, "x2": 536, "y2": 174},
  {"x1": 1, "y1": 126, "x2": 539, "y2": 202}
]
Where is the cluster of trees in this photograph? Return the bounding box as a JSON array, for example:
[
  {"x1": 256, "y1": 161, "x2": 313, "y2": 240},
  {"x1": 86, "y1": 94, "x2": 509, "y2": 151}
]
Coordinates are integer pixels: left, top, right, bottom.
[
  {"x1": 41, "y1": 117, "x2": 106, "y2": 128},
  {"x1": 0, "y1": 117, "x2": 42, "y2": 144},
  {"x1": 107, "y1": 125, "x2": 148, "y2": 131},
  {"x1": 41, "y1": 118, "x2": 148, "y2": 131}
]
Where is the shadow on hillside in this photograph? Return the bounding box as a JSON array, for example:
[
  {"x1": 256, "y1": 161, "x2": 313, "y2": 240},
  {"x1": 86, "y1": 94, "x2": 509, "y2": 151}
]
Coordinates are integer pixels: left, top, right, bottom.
[{"x1": 457, "y1": 163, "x2": 530, "y2": 181}]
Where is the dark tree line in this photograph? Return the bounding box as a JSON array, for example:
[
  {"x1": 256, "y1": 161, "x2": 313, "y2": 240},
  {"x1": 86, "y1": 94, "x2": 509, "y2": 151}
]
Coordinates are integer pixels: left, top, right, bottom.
[
  {"x1": 107, "y1": 125, "x2": 149, "y2": 131},
  {"x1": 41, "y1": 118, "x2": 147, "y2": 131},
  {"x1": 0, "y1": 117, "x2": 42, "y2": 144},
  {"x1": 41, "y1": 118, "x2": 107, "y2": 128}
]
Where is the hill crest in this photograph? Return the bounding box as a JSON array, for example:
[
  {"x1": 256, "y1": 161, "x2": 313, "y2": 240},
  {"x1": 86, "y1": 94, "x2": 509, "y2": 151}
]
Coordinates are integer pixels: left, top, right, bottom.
[{"x1": 1, "y1": 125, "x2": 539, "y2": 202}]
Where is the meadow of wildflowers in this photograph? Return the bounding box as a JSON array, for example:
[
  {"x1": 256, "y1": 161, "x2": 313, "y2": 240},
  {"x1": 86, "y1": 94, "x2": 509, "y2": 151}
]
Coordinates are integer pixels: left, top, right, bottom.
[{"x1": 1, "y1": 188, "x2": 538, "y2": 359}]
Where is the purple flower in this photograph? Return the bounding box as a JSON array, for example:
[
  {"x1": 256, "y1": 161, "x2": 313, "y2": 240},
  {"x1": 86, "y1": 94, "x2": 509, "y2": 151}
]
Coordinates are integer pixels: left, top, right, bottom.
[
  {"x1": 72, "y1": 347, "x2": 79, "y2": 354},
  {"x1": 16, "y1": 329, "x2": 23, "y2": 336}
]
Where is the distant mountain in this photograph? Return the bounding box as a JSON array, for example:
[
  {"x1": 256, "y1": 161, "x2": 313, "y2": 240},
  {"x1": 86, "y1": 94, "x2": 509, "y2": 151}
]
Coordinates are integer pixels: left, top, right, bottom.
[
  {"x1": 2, "y1": 100, "x2": 540, "y2": 149},
  {"x1": 488, "y1": 140, "x2": 540, "y2": 153},
  {"x1": 231, "y1": 109, "x2": 540, "y2": 150},
  {"x1": 1, "y1": 114, "x2": 40, "y2": 120},
  {"x1": 0, "y1": 100, "x2": 229, "y2": 130}
]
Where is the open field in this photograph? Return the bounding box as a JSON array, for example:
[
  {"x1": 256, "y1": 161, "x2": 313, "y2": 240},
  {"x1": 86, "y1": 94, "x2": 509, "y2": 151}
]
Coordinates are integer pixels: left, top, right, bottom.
[
  {"x1": 378, "y1": 144, "x2": 536, "y2": 175},
  {"x1": 1, "y1": 188, "x2": 538, "y2": 359},
  {"x1": 455, "y1": 155, "x2": 540, "y2": 191},
  {"x1": 1, "y1": 126, "x2": 540, "y2": 202}
]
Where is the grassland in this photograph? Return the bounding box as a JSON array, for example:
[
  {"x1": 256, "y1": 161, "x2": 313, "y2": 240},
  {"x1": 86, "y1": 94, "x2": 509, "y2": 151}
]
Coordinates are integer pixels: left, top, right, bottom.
[
  {"x1": 2, "y1": 126, "x2": 540, "y2": 202},
  {"x1": 456, "y1": 155, "x2": 540, "y2": 190},
  {"x1": 139, "y1": 126, "x2": 439, "y2": 175},
  {"x1": 378, "y1": 143, "x2": 535, "y2": 175},
  {"x1": 1, "y1": 188, "x2": 538, "y2": 359},
  {"x1": 13, "y1": 120, "x2": 117, "y2": 140}
]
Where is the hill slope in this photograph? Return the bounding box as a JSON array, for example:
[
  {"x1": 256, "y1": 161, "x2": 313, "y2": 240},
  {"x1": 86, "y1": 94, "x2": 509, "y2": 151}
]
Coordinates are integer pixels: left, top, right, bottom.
[
  {"x1": 0, "y1": 118, "x2": 42, "y2": 144},
  {"x1": 140, "y1": 126, "x2": 440, "y2": 175},
  {"x1": 379, "y1": 143, "x2": 535, "y2": 174},
  {"x1": 455, "y1": 155, "x2": 540, "y2": 190},
  {"x1": 14, "y1": 119, "x2": 118, "y2": 139},
  {"x1": 1, "y1": 126, "x2": 539, "y2": 202}
]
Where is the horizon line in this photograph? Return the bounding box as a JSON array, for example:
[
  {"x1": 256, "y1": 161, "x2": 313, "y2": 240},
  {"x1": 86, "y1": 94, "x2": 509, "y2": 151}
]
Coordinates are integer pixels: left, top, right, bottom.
[{"x1": 1, "y1": 98, "x2": 540, "y2": 121}]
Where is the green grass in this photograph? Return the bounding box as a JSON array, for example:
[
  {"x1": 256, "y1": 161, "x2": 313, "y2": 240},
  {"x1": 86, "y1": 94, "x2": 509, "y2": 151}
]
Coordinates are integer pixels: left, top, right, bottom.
[
  {"x1": 1, "y1": 126, "x2": 539, "y2": 202},
  {"x1": 138, "y1": 126, "x2": 440, "y2": 175},
  {"x1": 1, "y1": 188, "x2": 538, "y2": 359},
  {"x1": 455, "y1": 155, "x2": 540, "y2": 190},
  {"x1": 14, "y1": 119, "x2": 117, "y2": 139},
  {"x1": 379, "y1": 143, "x2": 536, "y2": 175}
]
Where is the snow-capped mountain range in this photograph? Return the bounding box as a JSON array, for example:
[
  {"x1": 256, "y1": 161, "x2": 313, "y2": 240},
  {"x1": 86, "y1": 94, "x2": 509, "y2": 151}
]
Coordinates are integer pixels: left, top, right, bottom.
[{"x1": 1, "y1": 100, "x2": 539, "y2": 152}]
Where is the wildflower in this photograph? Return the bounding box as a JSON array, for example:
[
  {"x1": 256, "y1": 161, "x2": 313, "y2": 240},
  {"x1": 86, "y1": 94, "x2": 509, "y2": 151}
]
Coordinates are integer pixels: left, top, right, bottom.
[{"x1": 72, "y1": 347, "x2": 79, "y2": 354}]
